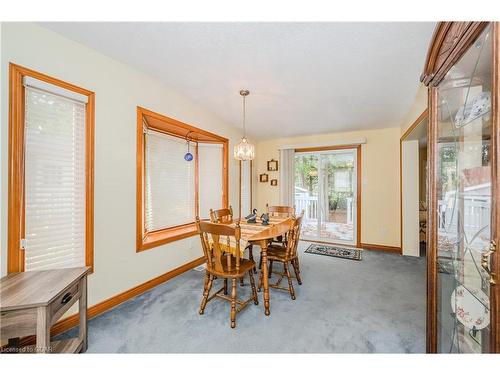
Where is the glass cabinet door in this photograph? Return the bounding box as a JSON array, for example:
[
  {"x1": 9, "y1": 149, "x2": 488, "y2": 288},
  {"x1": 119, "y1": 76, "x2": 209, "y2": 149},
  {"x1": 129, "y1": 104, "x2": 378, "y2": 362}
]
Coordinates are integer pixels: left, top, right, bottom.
[{"x1": 435, "y1": 24, "x2": 494, "y2": 353}]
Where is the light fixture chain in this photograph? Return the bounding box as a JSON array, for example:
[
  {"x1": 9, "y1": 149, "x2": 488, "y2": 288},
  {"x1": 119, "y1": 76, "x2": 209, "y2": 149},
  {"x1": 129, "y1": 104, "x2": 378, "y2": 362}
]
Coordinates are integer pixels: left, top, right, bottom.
[{"x1": 243, "y1": 94, "x2": 246, "y2": 137}]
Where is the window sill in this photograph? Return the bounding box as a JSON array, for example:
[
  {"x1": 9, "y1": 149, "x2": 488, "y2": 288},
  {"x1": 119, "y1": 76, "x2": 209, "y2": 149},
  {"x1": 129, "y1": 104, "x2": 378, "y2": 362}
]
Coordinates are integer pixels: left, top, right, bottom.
[{"x1": 137, "y1": 223, "x2": 198, "y2": 252}]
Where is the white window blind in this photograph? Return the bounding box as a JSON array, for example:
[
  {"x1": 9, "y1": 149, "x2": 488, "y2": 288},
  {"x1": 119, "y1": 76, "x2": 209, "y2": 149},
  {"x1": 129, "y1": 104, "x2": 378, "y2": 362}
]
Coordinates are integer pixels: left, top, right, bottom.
[
  {"x1": 240, "y1": 160, "x2": 251, "y2": 217},
  {"x1": 198, "y1": 143, "x2": 223, "y2": 219},
  {"x1": 24, "y1": 85, "x2": 86, "y2": 271},
  {"x1": 145, "y1": 130, "x2": 195, "y2": 231}
]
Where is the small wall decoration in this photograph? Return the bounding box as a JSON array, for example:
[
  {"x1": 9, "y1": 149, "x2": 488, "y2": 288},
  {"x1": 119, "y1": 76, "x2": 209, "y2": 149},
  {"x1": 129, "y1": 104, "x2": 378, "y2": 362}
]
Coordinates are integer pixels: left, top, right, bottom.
[
  {"x1": 270, "y1": 179, "x2": 278, "y2": 186},
  {"x1": 259, "y1": 173, "x2": 269, "y2": 182},
  {"x1": 267, "y1": 159, "x2": 278, "y2": 171}
]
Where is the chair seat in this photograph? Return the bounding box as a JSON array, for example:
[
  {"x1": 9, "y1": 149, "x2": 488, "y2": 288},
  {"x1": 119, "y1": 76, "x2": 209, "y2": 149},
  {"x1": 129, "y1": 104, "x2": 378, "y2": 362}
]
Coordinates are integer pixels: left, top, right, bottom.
[
  {"x1": 266, "y1": 244, "x2": 291, "y2": 261},
  {"x1": 210, "y1": 258, "x2": 255, "y2": 278}
]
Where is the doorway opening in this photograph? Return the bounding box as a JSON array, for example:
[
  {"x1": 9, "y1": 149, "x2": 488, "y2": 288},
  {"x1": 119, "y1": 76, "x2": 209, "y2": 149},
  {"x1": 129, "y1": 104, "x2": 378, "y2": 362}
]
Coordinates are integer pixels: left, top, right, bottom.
[
  {"x1": 294, "y1": 146, "x2": 360, "y2": 246},
  {"x1": 401, "y1": 110, "x2": 428, "y2": 257}
]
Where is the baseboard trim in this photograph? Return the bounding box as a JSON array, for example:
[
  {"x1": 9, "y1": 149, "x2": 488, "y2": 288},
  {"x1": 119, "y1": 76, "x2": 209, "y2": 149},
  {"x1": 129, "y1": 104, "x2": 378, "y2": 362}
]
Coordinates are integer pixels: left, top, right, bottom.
[
  {"x1": 18, "y1": 256, "x2": 205, "y2": 346},
  {"x1": 359, "y1": 243, "x2": 401, "y2": 254}
]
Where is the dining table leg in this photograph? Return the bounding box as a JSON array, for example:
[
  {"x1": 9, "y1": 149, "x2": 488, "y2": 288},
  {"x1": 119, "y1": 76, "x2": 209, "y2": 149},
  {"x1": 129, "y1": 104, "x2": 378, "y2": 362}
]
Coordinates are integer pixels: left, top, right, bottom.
[{"x1": 259, "y1": 239, "x2": 271, "y2": 316}]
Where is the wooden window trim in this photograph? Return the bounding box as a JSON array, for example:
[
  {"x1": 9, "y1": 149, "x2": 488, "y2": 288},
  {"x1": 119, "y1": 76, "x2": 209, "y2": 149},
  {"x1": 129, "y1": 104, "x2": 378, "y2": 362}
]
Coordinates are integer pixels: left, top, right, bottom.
[
  {"x1": 136, "y1": 106, "x2": 229, "y2": 252},
  {"x1": 7, "y1": 63, "x2": 95, "y2": 273}
]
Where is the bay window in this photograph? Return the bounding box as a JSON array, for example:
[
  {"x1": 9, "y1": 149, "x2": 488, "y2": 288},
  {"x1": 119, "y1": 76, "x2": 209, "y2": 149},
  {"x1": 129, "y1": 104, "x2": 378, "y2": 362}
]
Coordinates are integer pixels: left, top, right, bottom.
[{"x1": 137, "y1": 107, "x2": 228, "y2": 251}]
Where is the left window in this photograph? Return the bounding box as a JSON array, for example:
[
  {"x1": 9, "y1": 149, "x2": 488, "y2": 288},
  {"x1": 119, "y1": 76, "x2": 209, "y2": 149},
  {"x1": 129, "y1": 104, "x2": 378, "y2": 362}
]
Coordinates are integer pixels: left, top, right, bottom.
[{"x1": 8, "y1": 64, "x2": 94, "y2": 273}]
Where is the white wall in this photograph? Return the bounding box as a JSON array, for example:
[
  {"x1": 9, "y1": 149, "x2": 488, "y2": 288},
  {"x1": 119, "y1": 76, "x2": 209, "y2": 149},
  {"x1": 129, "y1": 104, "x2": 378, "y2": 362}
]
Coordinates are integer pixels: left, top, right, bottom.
[
  {"x1": 401, "y1": 140, "x2": 420, "y2": 256},
  {"x1": 401, "y1": 84, "x2": 427, "y2": 135},
  {"x1": 0, "y1": 23, "x2": 243, "y2": 309}
]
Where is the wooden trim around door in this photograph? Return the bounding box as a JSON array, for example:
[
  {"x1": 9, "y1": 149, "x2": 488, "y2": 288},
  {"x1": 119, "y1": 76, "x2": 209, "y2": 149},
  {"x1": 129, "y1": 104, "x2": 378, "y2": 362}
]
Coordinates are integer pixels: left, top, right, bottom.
[
  {"x1": 7, "y1": 63, "x2": 95, "y2": 273},
  {"x1": 356, "y1": 146, "x2": 362, "y2": 248},
  {"x1": 294, "y1": 144, "x2": 362, "y2": 247},
  {"x1": 399, "y1": 109, "x2": 428, "y2": 254}
]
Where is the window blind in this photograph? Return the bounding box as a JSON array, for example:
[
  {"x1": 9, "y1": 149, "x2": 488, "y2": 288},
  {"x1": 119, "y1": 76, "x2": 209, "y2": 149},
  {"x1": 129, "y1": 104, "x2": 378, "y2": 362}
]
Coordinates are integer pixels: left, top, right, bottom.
[
  {"x1": 240, "y1": 160, "x2": 251, "y2": 216},
  {"x1": 23, "y1": 76, "x2": 89, "y2": 104},
  {"x1": 145, "y1": 130, "x2": 195, "y2": 231},
  {"x1": 24, "y1": 85, "x2": 86, "y2": 271},
  {"x1": 198, "y1": 143, "x2": 223, "y2": 219}
]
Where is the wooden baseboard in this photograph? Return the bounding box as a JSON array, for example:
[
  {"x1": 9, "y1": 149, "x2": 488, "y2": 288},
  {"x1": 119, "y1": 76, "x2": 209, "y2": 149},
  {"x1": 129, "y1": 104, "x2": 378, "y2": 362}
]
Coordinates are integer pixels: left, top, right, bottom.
[
  {"x1": 17, "y1": 256, "x2": 204, "y2": 346},
  {"x1": 360, "y1": 243, "x2": 402, "y2": 254}
]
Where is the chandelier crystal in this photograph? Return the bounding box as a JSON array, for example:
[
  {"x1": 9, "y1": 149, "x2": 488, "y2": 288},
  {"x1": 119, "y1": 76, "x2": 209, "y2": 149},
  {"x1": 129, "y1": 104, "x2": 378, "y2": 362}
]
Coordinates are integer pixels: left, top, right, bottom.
[{"x1": 234, "y1": 89, "x2": 255, "y2": 161}]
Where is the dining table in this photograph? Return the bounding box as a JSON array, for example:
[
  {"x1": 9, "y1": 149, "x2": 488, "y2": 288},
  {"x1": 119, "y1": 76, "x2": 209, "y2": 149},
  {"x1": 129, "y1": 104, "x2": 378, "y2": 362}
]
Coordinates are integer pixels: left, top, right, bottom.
[{"x1": 225, "y1": 216, "x2": 294, "y2": 316}]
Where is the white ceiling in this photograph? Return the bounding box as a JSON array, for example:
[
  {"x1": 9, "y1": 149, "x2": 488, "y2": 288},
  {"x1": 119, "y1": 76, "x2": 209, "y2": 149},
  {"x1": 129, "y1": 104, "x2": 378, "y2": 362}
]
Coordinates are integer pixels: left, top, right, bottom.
[{"x1": 40, "y1": 22, "x2": 436, "y2": 139}]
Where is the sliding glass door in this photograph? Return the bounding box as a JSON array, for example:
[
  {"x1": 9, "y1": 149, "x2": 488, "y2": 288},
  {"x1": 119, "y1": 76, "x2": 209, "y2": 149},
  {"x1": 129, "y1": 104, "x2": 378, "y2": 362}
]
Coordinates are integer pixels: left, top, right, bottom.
[{"x1": 294, "y1": 148, "x2": 358, "y2": 245}]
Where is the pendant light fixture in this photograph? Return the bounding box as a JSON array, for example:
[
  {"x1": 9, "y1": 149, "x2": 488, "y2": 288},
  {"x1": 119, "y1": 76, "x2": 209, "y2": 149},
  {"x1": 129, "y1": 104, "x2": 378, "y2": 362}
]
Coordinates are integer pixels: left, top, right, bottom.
[{"x1": 234, "y1": 89, "x2": 255, "y2": 161}]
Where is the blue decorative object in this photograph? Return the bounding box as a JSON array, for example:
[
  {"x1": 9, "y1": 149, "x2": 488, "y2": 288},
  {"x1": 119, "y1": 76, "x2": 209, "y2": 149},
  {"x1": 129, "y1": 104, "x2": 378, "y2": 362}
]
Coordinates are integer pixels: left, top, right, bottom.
[
  {"x1": 260, "y1": 213, "x2": 270, "y2": 226},
  {"x1": 246, "y1": 209, "x2": 257, "y2": 224},
  {"x1": 184, "y1": 131, "x2": 193, "y2": 162}
]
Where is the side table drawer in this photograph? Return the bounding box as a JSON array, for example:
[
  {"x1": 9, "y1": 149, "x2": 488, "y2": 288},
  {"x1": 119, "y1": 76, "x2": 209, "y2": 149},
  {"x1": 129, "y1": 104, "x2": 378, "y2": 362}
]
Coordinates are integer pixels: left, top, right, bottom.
[{"x1": 50, "y1": 282, "x2": 81, "y2": 324}]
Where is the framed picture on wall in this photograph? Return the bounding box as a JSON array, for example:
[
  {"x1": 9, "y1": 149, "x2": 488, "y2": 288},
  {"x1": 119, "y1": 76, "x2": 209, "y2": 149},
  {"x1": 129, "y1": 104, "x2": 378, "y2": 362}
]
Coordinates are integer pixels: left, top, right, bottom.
[
  {"x1": 267, "y1": 159, "x2": 278, "y2": 171},
  {"x1": 270, "y1": 179, "x2": 278, "y2": 186},
  {"x1": 259, "y1": 173, "x2": 269, "y2": 182}
]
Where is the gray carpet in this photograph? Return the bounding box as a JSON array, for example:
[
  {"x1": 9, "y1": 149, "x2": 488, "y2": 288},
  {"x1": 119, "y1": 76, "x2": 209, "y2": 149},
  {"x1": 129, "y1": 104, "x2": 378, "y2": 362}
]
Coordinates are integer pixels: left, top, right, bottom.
[{"x1": 58, "y1": 242, "x2": 426, "y2": 353}]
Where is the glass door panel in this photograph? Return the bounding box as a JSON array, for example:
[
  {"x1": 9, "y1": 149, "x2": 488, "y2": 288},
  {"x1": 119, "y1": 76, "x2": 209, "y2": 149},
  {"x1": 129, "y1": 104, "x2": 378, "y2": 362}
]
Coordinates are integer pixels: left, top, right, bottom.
[
  {"x1": 321, "y1": 151, "x2": 356, "y2": 243},
  {"x1": 295, "y1": 153, "x2": 320, "y2": 239},
  {"x1": 295, "y1": 149, "x2": 357, "y2": 244},
  {"x1": 436, "y1": 24, "x2": 493, "y2": 353}
]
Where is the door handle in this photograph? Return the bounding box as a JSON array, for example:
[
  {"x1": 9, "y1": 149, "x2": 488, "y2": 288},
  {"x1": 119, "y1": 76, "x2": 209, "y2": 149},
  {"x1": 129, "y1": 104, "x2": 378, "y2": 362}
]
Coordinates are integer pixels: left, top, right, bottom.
[{"x1": 481, "y1": 240, "x2": 497, "y2": 285}]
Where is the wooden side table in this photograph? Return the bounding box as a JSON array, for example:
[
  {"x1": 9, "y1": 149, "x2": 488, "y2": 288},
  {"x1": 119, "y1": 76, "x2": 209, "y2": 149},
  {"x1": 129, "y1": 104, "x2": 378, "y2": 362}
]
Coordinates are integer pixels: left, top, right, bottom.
[{"x1": 0, "y1": 267, "x2": 90, "y2": 353}]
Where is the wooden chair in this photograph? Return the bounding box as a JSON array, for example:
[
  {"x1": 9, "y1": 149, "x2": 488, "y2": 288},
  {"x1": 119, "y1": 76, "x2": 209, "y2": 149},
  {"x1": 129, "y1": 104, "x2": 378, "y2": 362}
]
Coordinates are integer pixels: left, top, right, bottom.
[
  {"x1": 209, "y1": 206, "x2": 233, "y2": 224},
  {"x1": 266, "y1": 204, "x2": 295, "y2": 218},
  {"x1": 210, "y1": 206, "x2": 256, "y2": 276},
  {"x1": 260, "y1": 204, "x2": 296, "y2": 273},
  {"x1": 258, "y1": 215, "x2": 303, "y2": 300},
  {"x1": 196, "y1": 218, "x2": 258, "y2": 328}
]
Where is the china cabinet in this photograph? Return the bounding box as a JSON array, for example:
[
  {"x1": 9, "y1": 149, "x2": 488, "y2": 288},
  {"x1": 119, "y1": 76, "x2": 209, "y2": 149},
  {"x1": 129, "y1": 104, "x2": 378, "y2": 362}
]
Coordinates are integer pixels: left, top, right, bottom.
[{"x1": 422, "y1": 22, "x2": 499, "y2": 353}]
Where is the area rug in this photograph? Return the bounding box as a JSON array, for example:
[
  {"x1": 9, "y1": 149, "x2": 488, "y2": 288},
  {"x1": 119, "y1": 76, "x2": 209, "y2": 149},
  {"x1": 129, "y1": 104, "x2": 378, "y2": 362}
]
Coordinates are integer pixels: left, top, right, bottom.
[{"x1": 305, "y1": 243, "x2": 362, "y2": 261}]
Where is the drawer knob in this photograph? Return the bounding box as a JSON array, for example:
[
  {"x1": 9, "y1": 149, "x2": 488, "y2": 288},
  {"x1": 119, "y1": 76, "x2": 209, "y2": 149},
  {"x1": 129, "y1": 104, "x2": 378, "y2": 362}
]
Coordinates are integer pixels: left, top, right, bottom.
[{"x1": 61, "y1": 292, "x2": 73, "y2": 304}]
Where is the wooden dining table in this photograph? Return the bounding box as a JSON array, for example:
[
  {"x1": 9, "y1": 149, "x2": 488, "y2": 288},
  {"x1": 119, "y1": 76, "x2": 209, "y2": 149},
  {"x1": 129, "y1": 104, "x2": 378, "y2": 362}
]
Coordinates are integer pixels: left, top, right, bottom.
[{"x1": 233, "y1": 217, "x2": 294, "y2": 316}]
